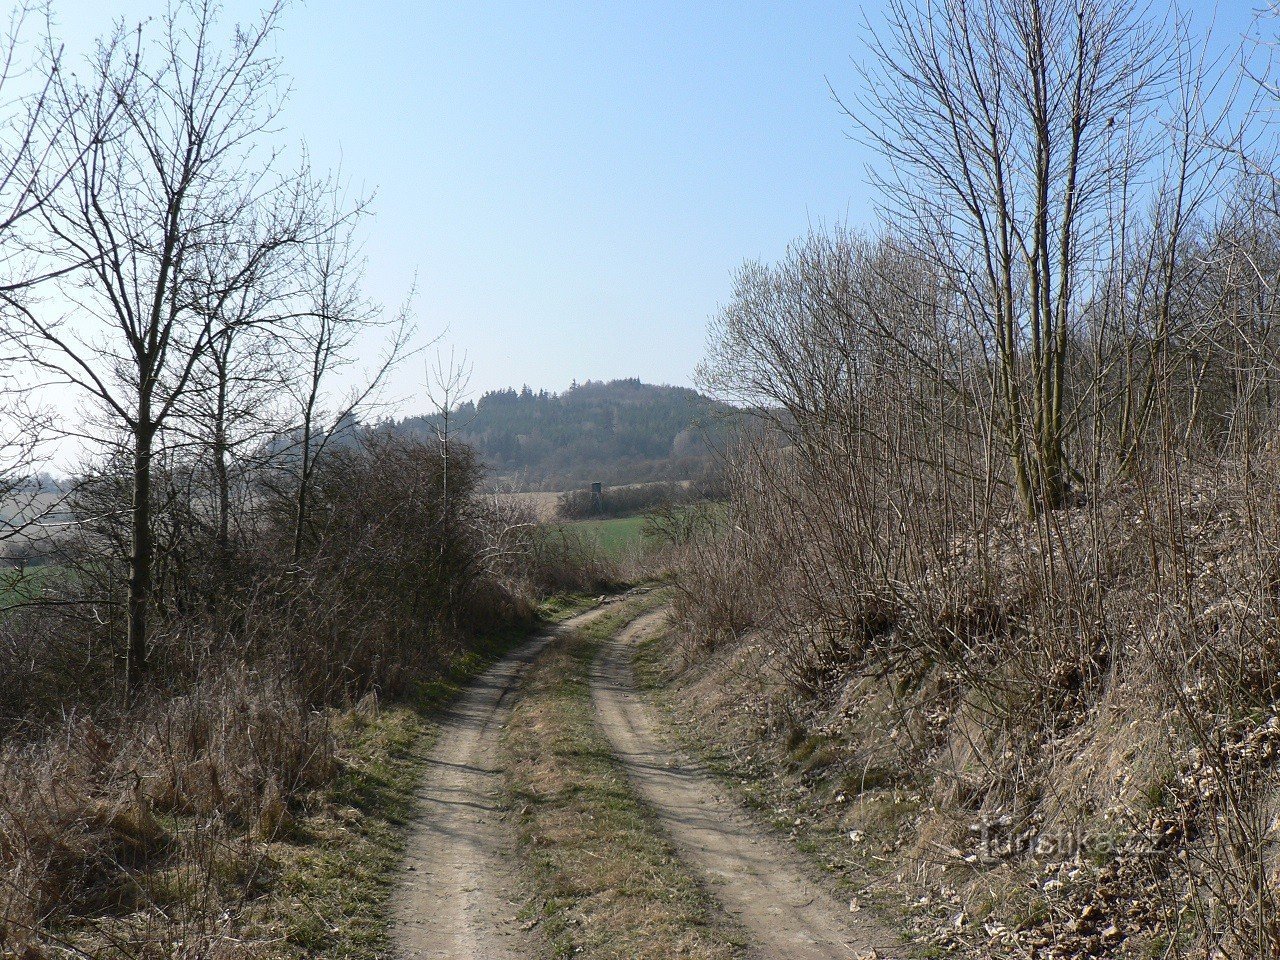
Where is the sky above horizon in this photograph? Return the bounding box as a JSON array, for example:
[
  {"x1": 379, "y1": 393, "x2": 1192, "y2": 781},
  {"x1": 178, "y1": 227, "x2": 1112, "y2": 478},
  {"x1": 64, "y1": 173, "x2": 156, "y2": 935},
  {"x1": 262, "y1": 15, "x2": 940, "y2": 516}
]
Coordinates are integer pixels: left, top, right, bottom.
[{"x1": 45, "y1": 0, "x2": 1263, "y2": 414}]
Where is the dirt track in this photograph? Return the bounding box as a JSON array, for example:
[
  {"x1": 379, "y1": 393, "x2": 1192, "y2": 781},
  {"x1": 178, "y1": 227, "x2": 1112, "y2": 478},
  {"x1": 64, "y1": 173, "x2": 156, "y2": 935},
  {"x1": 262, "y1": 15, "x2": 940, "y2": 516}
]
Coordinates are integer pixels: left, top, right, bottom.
[
  {"x1": 590, "y1": 610, "x2": 898, "y2": 960},
  {"x1": 394, "y1": 600, "x2": 896, "y2": 959},
  {"x1": 392, "y1": 605, "x2": 609, "y2": 960}
]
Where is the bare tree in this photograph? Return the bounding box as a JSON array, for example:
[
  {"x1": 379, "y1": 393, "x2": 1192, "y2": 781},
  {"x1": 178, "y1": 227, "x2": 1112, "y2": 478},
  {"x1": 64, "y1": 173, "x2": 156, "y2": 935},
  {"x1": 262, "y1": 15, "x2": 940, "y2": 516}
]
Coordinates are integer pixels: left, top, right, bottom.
[
  {"x1": 278, "y1": 206, "x2": 418, "y2": 562},
  {"x1": 174, "y1": 173, "x2": 332, "y2": 561},
  {"x1": 424, "y1": 346, "x2": 474, "y2": 512},
  {"x1": 851, "y1": 0, "x2": 1184, "y2": 511},
  {"x1": 0, "y1": 5, "x2": 114, "y2": 566},
  {"x1": 0, "y1": 3, "x2": 94, "y2": 293},
  {"x1": 8, "y1": 0, "x2": 303, "y2": 694}
]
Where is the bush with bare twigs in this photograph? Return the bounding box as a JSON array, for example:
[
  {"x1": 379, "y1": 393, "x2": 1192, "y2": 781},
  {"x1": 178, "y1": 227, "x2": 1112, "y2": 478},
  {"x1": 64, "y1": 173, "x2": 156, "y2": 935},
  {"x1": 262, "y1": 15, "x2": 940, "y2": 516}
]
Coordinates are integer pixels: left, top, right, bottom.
[{"x1": 670, "y1": 188, "x2": 1280, "y2": 956}]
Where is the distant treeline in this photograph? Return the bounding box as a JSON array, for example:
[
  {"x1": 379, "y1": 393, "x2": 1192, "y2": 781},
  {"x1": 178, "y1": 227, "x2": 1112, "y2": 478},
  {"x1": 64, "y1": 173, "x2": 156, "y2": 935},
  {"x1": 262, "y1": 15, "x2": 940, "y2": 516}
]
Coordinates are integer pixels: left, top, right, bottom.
[{"x1": 388, "y1": 378, "x2": 740, "y2": 491}]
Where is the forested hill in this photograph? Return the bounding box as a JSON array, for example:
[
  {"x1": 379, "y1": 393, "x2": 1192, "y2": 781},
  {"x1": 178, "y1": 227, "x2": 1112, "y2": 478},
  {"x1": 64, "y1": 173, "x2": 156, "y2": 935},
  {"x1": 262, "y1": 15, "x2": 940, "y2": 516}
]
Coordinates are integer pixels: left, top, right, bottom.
[{"x1": 387, "y1": 379, "x2": 736, "y2": 491}]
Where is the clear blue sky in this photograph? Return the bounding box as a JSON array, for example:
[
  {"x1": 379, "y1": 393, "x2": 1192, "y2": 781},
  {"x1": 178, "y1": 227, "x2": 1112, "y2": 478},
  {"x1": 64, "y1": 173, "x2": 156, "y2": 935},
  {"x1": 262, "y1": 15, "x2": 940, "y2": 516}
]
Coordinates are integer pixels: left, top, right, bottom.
[{"x1": 48, "y1": 1, "x2": 1260, "y2": 409}]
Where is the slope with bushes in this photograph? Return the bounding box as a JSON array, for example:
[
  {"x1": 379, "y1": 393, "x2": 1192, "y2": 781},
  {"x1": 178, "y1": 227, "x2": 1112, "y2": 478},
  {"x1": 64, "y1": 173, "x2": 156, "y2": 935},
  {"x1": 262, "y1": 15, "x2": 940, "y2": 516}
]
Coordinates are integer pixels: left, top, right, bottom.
[
  {"x1": 0, "y1": 432, "x2": 599, "y2": 959},
  {"x1": 654, "y1": 3, "x2": 1280, "y2": 946},
  {"x1": 657, "y1": 470, "x2": 1280, "y2": 957}
]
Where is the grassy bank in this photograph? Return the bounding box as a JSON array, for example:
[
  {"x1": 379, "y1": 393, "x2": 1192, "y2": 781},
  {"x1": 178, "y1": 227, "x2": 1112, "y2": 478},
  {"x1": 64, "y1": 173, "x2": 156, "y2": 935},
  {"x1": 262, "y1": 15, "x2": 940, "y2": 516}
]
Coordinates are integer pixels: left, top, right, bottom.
[
  {"x1": 259, "y1": 698, "x2": 427, "y2": 958},
  {"x1": 501, "y1": 595, "x2": 744, "y2": 960},
  {"x1": 5, "y1": 592, "x2": 702, "y2": 959}
]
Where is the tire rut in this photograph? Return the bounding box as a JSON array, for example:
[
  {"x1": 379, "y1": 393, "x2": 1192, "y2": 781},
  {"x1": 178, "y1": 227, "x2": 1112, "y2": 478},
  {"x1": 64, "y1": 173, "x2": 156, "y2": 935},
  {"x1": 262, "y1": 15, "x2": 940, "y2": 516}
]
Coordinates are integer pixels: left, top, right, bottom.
[
  {"x1": 591, "y1": 609, "x2": 899, "y2": 960},
  {"x1": 393, "y1": 605, "x2": 612, "y2": 960}
]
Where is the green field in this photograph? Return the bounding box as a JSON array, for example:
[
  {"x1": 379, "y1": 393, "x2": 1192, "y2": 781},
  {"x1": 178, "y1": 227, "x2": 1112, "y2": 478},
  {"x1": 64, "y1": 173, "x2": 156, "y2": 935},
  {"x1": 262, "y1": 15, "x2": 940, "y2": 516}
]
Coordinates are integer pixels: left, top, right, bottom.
[
  {"x1": 0, "y1": 565, "x2": 65, "y2": 608},
  {"x1": 552, "y1": 515, "x2": 648, "y2": 559},
  {"x1": 548, "y1": 503, "x2": 730, "y2": 561}
]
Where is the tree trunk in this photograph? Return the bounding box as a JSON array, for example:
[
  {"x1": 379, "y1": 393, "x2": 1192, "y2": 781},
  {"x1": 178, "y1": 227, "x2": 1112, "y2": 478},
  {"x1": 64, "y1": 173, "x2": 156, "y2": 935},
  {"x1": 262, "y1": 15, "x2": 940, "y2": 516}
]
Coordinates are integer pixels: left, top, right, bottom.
[
  {"x1": 127, "y1": 418, "x2": 154, "y2": 698},
  {"x1": 215, "y1": 433, "x2": 230, "y2": 552},
  {"x1": 213, "y1": 368, "x2": 230, "y2": 556},
  {"x1": 292, "y1": 430, "x2": 311, "y2": 563}
]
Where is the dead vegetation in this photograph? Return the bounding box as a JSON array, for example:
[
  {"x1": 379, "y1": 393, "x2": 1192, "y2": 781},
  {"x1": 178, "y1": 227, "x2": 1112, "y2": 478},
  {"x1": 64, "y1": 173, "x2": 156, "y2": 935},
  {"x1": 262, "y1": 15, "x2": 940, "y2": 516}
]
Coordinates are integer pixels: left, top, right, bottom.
[
  {"x1": 0, "y1": 673, "x2": 331, "y2": 958},
  {"x1": 650, "y1": 3, "x2": 1280, "y2": 955},
  {"x1": 0, "y1": 431, "x2": 571, "y2": 957},
  {"x1": 665, "y1": 356, "x2": 1280, "y2": 954}
]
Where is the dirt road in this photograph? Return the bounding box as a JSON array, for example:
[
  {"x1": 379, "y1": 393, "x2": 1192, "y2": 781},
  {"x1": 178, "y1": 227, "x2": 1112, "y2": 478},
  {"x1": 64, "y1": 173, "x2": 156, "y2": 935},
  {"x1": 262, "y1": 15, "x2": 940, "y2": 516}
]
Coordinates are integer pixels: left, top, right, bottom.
[
  {"x1": 393, "y1": 605, "x2": 609, "y2": 960},
  {"x1": 590, "y1": 610, "x2": 898, "y2": 960}
]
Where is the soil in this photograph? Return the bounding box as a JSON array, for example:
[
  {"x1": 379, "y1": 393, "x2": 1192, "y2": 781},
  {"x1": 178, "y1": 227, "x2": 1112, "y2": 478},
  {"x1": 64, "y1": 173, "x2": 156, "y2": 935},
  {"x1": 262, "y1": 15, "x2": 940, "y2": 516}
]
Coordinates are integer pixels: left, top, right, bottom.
[{"x1": 392, "y1": 605, "x2": 612, "y2": 959}]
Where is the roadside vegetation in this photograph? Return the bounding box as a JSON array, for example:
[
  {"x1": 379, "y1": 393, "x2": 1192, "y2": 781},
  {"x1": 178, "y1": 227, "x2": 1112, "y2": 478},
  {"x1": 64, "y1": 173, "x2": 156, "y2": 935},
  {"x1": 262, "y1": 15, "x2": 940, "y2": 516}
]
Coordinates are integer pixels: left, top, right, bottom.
[
  {"x1": 0, "y1": 424, "x2": 607, "y2": 958},
  {"x1": 0, "y1": 4, "x2": 614, "y2": 957},
  {"x1": 648, "y1": 2, "x2": 1280, "y2": 958},
  {"x1": 501, "y1": 595, "x2": 744, "y2": 960}
]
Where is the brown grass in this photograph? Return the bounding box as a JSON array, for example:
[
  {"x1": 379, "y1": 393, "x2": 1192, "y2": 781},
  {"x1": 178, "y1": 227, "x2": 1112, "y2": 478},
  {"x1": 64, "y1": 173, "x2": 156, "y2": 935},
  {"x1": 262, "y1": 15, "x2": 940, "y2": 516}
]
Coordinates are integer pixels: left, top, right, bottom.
[
  {"x1": 501, "y1": 601, "x2": 743, "y2": 960},
  {"x1": 0, "y1": 666, "x2": 333, "y2": 958},
  {"x1": 656, "y1": 465, "x2": 1280, "y2": 957}
]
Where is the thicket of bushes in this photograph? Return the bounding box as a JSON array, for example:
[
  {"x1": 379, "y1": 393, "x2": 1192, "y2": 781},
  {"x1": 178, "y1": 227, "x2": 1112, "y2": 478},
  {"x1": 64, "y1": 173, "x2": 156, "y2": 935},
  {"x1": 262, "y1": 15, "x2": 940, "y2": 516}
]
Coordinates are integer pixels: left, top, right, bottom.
[
  {"x1": 657, "y1": 3, "x2": 1280, "y2": 956},
  {"x1": 0, "y1": 430, "x2": 585, "y2": 957}
]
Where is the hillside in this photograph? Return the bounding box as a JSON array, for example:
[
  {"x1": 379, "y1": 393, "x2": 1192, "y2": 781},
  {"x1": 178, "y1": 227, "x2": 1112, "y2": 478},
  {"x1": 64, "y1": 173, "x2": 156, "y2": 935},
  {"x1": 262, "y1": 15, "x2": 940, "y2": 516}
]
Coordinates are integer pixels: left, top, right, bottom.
[{"x1": 389, "y1": 378, "x2": 737, "y2": 491}]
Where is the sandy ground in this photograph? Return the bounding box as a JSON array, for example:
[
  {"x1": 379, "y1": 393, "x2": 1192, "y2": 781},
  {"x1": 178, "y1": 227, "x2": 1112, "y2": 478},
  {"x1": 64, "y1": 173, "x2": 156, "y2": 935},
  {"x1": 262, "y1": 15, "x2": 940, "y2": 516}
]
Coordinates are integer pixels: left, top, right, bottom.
[
  {"x1": 590, "y1": 610, "x2": 900, "y2": 960},
  {"x1": 392, "y1": 605, "x2": 611, "y2": 960}
]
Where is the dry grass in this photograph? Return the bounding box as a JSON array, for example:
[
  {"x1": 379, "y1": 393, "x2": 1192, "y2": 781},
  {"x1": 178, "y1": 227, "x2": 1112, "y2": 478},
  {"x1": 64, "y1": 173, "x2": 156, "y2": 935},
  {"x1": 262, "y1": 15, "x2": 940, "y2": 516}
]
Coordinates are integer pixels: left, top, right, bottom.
[
  {"x1": 494, "y1": 490, "x2": 561, "y2": 523},
  {"x1": 657, "y1": 464, "x2": 1280, "y2": 958},
  {"x1": 0, "y1": 667, "x2": 333, "y2": 958},
  {"x1": 0, "y1": 597, "x2": 588, "y2": 959},
  {"x1": 501, "y1": 599, "x2": 743, "y2": 960}
]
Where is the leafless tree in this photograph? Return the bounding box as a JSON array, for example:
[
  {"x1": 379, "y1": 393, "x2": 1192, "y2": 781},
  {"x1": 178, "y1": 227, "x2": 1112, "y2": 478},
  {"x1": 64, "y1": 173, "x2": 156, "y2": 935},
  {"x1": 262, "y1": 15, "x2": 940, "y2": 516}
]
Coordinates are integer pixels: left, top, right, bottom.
[
  {"x1": 424, "y1": 346, "x2": 474, "y2": 512},
  {"x1": 277, "y1": 204, "x2": 418, "y2": 562},
  {"x1": 6, "y1": 0, "x2": 305, "y2": 693},
  {"x1": 0, "y1": 5, "x2": 116, "y2": 565},
  {"x1": 0, "y1": 3, "x2": 93, "y2": 292},
  {"x1": 850, "y1": 0, "x2": 1186, "y2": 511},
  {"x1": 172, "y1": 171, "x2": 334, "y2": 560}
]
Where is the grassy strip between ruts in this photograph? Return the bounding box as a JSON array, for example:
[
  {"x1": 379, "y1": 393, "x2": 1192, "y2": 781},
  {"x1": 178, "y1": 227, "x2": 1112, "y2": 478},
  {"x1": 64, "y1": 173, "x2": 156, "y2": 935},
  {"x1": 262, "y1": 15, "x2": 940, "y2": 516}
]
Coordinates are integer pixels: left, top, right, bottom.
[
  {"x1": 501, "y1": 592, "x2": 747, "y2": 960},
  {"x1": 244, "y1": 597, "x2": 602, "y2": 960}
]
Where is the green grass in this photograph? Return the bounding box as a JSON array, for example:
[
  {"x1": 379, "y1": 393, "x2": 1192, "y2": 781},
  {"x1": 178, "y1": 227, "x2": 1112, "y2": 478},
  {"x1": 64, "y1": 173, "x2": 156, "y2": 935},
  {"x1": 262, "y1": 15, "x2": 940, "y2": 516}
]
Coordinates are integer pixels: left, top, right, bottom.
[
  {"x1": 553, "y1": 515, "x2": 648, "y2": 559},
  {"x1": 267, "y1": 702, "x2": 428, "y2": 958},
  {"x1": 537, "y1": 592, "x2": 606, "y2": 621},
  {"x1": 0, "y1": 563, "x2": 67, "y2": 607},
  {"x1": 545, "y1": 501, "x2": 731, "y2": 564}
]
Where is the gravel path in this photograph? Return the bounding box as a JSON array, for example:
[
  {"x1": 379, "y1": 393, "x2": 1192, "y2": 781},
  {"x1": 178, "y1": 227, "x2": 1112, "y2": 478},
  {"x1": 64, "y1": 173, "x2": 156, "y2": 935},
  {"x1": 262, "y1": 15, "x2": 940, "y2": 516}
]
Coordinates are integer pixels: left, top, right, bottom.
[{"x1": 393, "y1": 605, "x2": 611, "y2": 960}]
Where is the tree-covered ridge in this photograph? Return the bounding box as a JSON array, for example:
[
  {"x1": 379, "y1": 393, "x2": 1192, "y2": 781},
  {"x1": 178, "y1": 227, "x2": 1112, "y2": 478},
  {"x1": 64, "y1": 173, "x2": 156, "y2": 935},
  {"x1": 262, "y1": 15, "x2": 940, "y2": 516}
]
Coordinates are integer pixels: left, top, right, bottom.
[{"x1": 390, "y1": 378, "x2": 736, "y2": 490}]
